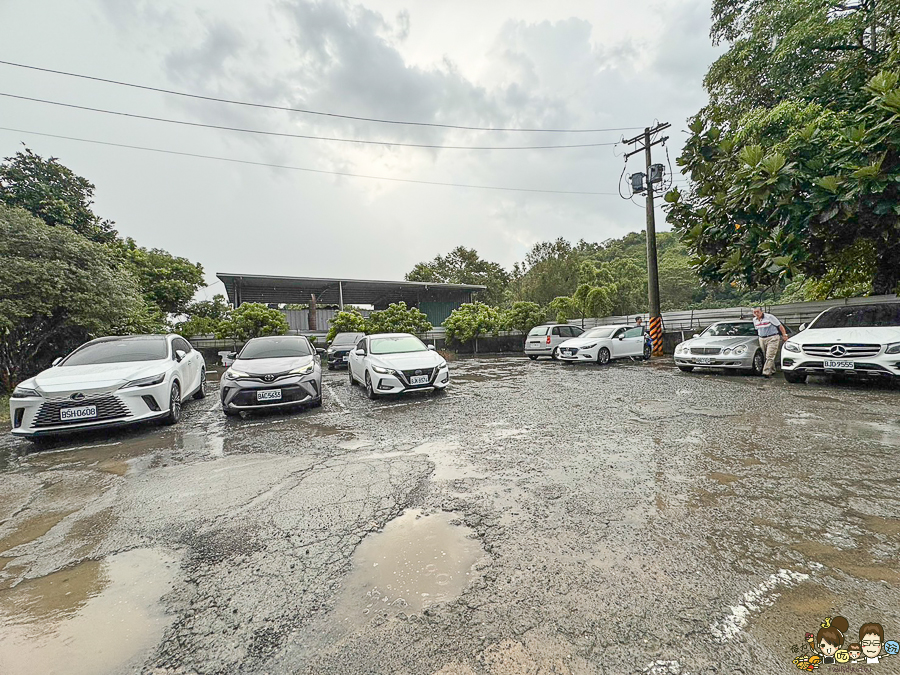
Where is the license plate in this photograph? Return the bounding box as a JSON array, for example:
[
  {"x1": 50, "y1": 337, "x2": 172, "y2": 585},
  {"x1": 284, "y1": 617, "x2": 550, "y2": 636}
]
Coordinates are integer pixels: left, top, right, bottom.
[
  {"x1": 410, "y1": 375, "x2": 429, "y2": 385},
  {"x1": 257, "y1": 389, "x2": 282, "y2": 401},
  {"x1": 823, "y1": 360, "x2": 854, "y2": 369},
  {"x1": 60, "y1": 405, "x2": 97, "y2": 421},
  {"x1": 528, "y1": 341, "x2": 541, "y2": 345},
  {"x1": 695, "y1": 358, "x2": 713, "y2": 364}
]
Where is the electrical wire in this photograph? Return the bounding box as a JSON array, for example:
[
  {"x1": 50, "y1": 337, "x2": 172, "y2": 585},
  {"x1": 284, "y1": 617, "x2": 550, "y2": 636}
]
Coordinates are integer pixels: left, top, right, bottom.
[
  {"x1": 0, "y1": 93, "x2": 622, "y2": 151},
  {"x1": 0, "y1": 60, "x2": 644, "y2": 134},
  {"x1": 0, "y1": 126, "x2": 619, "y2": 196}
]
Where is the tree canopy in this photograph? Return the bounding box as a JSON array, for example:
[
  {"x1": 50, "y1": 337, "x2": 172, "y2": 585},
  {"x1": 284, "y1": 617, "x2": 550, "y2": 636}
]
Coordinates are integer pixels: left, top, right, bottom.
[
  {"x1": 406, "y1": 246, "x2": 510, "y2": 306},
  {"x1": 215, "y1": 303, "x2": 289, "y2": 342}
]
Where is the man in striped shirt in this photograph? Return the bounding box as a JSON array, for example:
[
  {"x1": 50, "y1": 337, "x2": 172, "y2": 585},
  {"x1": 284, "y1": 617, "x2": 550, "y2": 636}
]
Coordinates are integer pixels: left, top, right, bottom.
[{"x1": 751, "y1": 307, "x2": 788, "y2": 377}]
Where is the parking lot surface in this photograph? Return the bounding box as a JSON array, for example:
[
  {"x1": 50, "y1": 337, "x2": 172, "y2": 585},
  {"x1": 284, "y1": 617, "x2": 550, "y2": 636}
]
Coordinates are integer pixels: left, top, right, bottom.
[{"x1": 1, "y1": 356, "x2": 899, "y2": 674}]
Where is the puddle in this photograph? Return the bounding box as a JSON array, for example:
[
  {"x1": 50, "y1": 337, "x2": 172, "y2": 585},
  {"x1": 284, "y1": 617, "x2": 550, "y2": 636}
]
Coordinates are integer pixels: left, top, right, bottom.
[
  {"x1": 0, "y1": 511, "x2": 76, "y2": 554},
  {"x1": 336, "y1": 509, "x2": 483, "y2": 622},
  {"x1": 0, "y1": 548, "x2": 179, "y2": 675},
  {"x1": 708, "y1": 472, "x2": 740, "y2": 485}
]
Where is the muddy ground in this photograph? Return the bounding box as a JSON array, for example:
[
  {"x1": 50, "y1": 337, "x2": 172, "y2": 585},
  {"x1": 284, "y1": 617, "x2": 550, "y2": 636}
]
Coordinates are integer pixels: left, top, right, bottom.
[{"x1": 1, "y1": 356, "x2": 899, "y2": 674}]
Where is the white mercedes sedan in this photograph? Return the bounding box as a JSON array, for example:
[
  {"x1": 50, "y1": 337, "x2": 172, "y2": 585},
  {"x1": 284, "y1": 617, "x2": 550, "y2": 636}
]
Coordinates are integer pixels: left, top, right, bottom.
[
  {"x1": 9, "y1": 334, "x2": 206, "y2": 439},
  {"x1": 348, "y1": 333, "x2": 449, "y2": 399}
]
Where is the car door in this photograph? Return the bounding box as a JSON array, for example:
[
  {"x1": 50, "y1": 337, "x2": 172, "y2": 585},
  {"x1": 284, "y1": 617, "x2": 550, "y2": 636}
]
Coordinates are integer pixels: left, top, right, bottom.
[
  {"x1": 349, "y1": 337, "x2": 366, "y2": 381},
  {"x1": 550, "y1": 325, "x2": 565, "y2": 349},
  {"x1": 622, "y1": 327, "x2": 645, "y2": 356},
  {"x1": 173, "y1": 337, "x2": 199, "y2": 392},
  {"x1": 610, "y1": 328, "x2": 628, "y2": 357}
]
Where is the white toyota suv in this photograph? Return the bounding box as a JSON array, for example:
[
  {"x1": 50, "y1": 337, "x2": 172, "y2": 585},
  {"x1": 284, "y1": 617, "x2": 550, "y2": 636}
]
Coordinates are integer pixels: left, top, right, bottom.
[{"x1": 780, "y1": 302, "x2": 900, "y2": 383}]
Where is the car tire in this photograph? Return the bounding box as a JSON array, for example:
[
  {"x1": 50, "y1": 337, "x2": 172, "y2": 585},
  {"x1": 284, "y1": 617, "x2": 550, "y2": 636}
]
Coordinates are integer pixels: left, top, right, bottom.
[
  {"x1": 163, "y1": 381, "x2": 182, "y2": 425},
  {"x1": 597, "y1": 347, "x2": 611, "y2": 365},
  {"x1": 349, "y1": 368, "x2": 356, "y2": 386},
  {"x1": 643, "y1": 343, "x2": 652, "y2": 360},
  {"x1": 528, "y1": 355, "x2": 538, "y2": 360},
  {"x1": 677, "y1": 365, "x2": 694, "y2": 373},
  {"x1": 310, "y1": 395, "x2": 323, "y2": 408},
  {"x1": 551, "y1": 347, "x2": 560, "y2": 360},
  {"x1": 223, "y1": 407, "x2": 239, "y2": 417},
  {"x1": 193, "y1": 368, "x2": 207, "y2": 399},
  {"x1": 750, "y1": 350, "x2": 764, "y2": 376},
  {"x1": 365, "y1": 372, "x2": 377, "y2": 400},
  {"x1": 327, "y1": 363, "x2": 334, "y2": 371},
  {"x1": 783, "y1": 370, "x2": 807, "y2": 384}
]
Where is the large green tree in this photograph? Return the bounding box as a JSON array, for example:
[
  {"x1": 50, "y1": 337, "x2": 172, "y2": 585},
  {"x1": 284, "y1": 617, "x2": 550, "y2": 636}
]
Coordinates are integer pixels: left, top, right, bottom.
[
  {"x1": 406, "y1": 246, "x2": 511, "y2": 306},
  {"x1": 366, "y1": 302, "x2": 433, "y2": 335},
  {"x1": 115, "y1": 238, "x2": 205, "y2": 317},
  {"x1": 0, "y1": 205, "x2": 148, "y2": 389},
  {"x1": 509, "y1": 238, "x2": 583, "y2": 306},
  {"x1": 500, "y1": 301, "x2": 547, "y2": 333},
  {"x1": 443, "y1": 302, "x2": 502, "y2": 349},
  {"x1": 176, "y1": 294, "x2": 231, "y2": 338},
  {"x1": 215, "y1": 303, "x2": 289, "y2": 342},
  {"x1": 0, "y1": 147, "x2": 118, "y2": 243}
]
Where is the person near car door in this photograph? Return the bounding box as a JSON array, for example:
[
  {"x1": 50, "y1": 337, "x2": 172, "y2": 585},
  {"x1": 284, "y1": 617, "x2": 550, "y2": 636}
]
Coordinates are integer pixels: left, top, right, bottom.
[
  {"x1": 635, "y1": 317, "x2": 652, "y2": 352},
  {"x1": 751, "y1": 307, "x2": 788, "y2": 377}
]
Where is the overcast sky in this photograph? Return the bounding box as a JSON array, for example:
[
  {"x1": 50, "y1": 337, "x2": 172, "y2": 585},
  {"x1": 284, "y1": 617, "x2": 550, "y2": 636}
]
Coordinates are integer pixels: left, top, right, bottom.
[{"x1": 0, "y1": 0, "x2": 721, "y2": 299}]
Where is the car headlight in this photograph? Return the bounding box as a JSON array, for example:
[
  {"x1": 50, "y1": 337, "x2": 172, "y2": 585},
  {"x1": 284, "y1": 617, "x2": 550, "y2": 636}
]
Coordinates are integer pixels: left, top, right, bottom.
[
  {"x1": 326, "y1": 348, "x2": 334, "y2": 354},
  {"x1": 733, "y1": 345, "x2": 747, "y2": 355},
  {"x1": 682, "y1": 346, "x2": 691, "y2": 355},
  {"x1": 371, "y1": 365, "x2": 394, "y2": 375},
  {"x1": 224, "y1": 369, "x2": 249, "y2": 380},
  {"x1": 121, "y1": 373, "x2": 165, "y2": 389},
  {"x1": 289, "y1": 363, "x2": 315, "y2": 375},
  {"x1": 580, "y1": 343, "x2": 597, "y2": 350},
  {"x1": 886, "y1": 342, "x2": 900, "y2": 354},
  {"x1": 783, "y1": 342, "x2": 801, "y2": 353},
  {"x1": 437, "y1": 362, "x2": 448, "y2": 370},
  {"x1": 722, "y1": 348, "x2": 732, "y2": 355},
  {"x1": 11, "y1": 386, "x2": 40, "y2": 398}
]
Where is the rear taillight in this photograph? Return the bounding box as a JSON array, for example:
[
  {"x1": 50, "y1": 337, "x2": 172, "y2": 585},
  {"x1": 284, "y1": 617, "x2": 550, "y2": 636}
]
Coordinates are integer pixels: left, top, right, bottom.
[{"x1": 546, "y1": 336, "x2": 551, "y2": 344}]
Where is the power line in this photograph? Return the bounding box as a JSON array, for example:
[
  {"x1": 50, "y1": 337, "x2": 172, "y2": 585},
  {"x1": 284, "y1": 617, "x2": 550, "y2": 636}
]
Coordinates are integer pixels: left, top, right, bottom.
[
  {"x1": 0, "y1": 59, "x2": 643, "y2": 134},
  {"x1": 0, "y1": 93, "x2": 624, "y2": 151},
  {"x1": 0, "y1": 126, "x2": 619, "y2": 196}
]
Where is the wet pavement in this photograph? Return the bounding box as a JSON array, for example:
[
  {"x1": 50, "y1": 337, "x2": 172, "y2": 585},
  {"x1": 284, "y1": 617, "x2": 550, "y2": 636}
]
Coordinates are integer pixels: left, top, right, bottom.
[{"x1": 1, "y1": 357, "x2": 899, "y2": 674}]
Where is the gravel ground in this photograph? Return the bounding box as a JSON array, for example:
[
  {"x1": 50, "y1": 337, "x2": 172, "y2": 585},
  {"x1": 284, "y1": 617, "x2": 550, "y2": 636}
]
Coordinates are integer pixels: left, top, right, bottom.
[{"x1": 1, "y1": 356, "x2": 899, "y2": 675}]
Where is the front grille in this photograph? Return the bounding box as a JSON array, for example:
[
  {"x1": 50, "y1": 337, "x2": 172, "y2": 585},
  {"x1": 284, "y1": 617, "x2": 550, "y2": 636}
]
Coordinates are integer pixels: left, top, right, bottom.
[
  {"x1": 802, "y1": 343, "x2": 881, "y2": 358},
  {"x1": 33, "y1": 395, "x2": 130, "y2": 428},
  {"x1": 401, "y1": 367, "x2": 435, "y2": 384},
  {"x1": 561, "y1": 348, "x2": 579, "y2": 355},
  {"x1": 231, "y1": 384, "x2": 313, "y2": 406},
  {"x1": 692, "y1": 347, "x2": 721, "y2": 355},
  {"x1": 245, "y1": 371, "x2": 293, "y2": 382},
  {"x1": 795, "y1": 361, "x2": 892, "y2": 374}
]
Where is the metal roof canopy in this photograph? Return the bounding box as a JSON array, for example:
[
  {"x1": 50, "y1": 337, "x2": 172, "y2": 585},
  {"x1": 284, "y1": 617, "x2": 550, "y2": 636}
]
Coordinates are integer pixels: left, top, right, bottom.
[{"x1": 217, "y1": 273, "x2": 485, "y2": 307}]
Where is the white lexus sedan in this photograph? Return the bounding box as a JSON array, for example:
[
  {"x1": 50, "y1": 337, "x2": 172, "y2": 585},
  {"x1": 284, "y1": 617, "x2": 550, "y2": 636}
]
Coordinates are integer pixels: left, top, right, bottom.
[
  {"x1": 348, "y1": 333, "x2": 449, "y2": 399},
  {"x1": 9, "y1": 334, "x2": 206, "y2": 439},
  {"x1": 781, "y1": 302, "x2": 900, "y2": 383},
  {"x1": 557, "y1": 325, "x2": 649, "y2": 364}
]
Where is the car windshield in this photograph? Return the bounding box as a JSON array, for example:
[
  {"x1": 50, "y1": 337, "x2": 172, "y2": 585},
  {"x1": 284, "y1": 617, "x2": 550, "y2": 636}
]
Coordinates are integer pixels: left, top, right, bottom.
[
  {"x1": 811, "y1": 304, "x2": 900, "y2": 329},
  {"x1": 332, "y1": 333, "x2": 361, "y2": 346},
  {"x1": 581, "y1": 327, "x2": 616, "y2": 339},
  {"x1": 370, "y1": 336, "x2": 427, "y2": 354},
  {"x1": 701, "y1": 322, "x2": 757, "y2": 337},
  {"x1": 239, "y1": 337, "x2": 312, "y2": 359},
  {"x1": 528, "y1": 327, "x2": 549, "y2": 336},
  {"x1": 63, "y1": 337, "x2": 169, "y2": 365}
]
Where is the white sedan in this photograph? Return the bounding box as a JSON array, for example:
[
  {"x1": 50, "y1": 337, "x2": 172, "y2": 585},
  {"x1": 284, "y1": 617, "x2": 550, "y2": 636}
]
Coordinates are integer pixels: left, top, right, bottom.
[
  {"x1": 348, "y1": 333, "x2": 449, "y2": 399},
  {"x1": 557, "y1": 325, "x2": 649, "y2": 364},
  {"x1": 9, "y1": 334, "x2": 206, "y2": 439}
]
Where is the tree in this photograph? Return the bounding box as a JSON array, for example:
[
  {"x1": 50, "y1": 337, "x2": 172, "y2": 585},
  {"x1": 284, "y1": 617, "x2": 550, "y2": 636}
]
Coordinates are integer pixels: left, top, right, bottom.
[
  {"x1": 509, "y1": 238, "x2": 582, "y2": 305},
  {"x1": 0, "y1": 147, "x2": 117, "y2": 243},
  {"x1": 667, "y1": 71, "x2": 900, "y2": 294},
  {"x1": 326, "y1": 308, "x2": 368, "y2": 342},
  {"x1": 501, "y1": 301, "x2": 547, "y2": 333},
  {"x1": 115, "y1": 238, "x2": 205, "y2": 317},
  {"x1": 406, "y1": 246, "x2": 511, "y2": 306},
  {"x1": 366, "y1": 302, "x2": 432, "y2": 335},
  {"x1": 443, "y1": 302, "x2": 502, "y2": 352},
  {"x1": 0, "y1": 204, "x2": 148, "y2": 389},
  {"x1": 215, "y1": 303, "x2": 289, "y2": 342},
  {"x1": 176, "y1": 294, "x2": 231, "y2": 338},
  {"x1": 548, "y1": 296, "x2": 578, "y2": 324}
]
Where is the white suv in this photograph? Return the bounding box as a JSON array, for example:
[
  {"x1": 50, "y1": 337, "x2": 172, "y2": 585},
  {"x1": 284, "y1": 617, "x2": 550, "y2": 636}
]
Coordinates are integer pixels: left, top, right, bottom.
[
  {"x1": 524, "y1": 324, "x2": 584, "y2": 360},
  {"x1": 780, "y1": 302, "x2": 900, "y2": 383}
]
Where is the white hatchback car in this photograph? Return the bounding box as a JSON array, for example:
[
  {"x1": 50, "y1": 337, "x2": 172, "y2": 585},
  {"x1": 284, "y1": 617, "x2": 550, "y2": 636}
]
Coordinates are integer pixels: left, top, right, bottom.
[
  {"x1": 781, "y1": 302, "x2": 900, "y2": 383},
  {"x1": 348, "y1": 333, "x2": 449, "y2": 399},
  {"x1": 557, "y1": 325, "x2": 648, "y2": 364},
  {"x1": 524, "y1": 324, "x2": 584, "y2": 360},
  {"x1": 9, "y1": 334, "x2": 206, "y2": 439}
]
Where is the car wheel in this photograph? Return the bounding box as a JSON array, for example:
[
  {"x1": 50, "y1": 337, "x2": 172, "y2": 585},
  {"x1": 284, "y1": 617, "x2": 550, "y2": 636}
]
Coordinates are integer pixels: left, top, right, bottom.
[
  {"x1": 677, "y1": 365, "x2": 694, "y2": 373},
  {"x1": 349, "y1": 367, "x2": 357, "y2": 386},
  {"x1": 597, "y1": 347, "x2": 611, "y2": 365},
  {"x1": 163, "y1": 381, "x2": 181, "y2": 425},
  {"x1": 528, "y1": 355, "x2": 538, "y2": 360},
  {"x1": 309, "y1": 396, "x2": 323, "y2": 408},
  {"x1": 751, "y1": 350, "x2": 764, "y2": 376},
  {"x1": 551, "y1": 347, "x2": 560, "y2": 361},
  {"x1": 327, "y1": 363, "x2": 334, "y2": 371},
  {"x1": 365, "y1": 372, "x2": 377, "y2": 400},
  {"x1": 193, "y1": 368, "x2": 207, "y2": 399},
  {"x1": 223, "y1": 407, "x2": 239, "y2": 417},
  {"x1": 783, "y1": 370, "x2": 807, "y2": 384},
  {"x1": 643, "y1": 343, "x2": 652, "y2": 360}
]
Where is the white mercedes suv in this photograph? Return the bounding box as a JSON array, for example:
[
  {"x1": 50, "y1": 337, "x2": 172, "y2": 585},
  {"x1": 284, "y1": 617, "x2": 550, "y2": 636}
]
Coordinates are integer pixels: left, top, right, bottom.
[{"x1": 780, "y1": 302, "x2": 900, "y2": 383}]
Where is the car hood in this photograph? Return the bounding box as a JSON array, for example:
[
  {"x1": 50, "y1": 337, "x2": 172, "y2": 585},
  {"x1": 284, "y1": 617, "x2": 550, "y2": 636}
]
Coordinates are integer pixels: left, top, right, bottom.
[
  {"x1": 681, "y1": 335, "x2": 758, "y2": 349},
  {"x1": 791, "y1": 326, "x2": 900, "y2": 345},
  {"x1": 232, "y1": 355, "x2": 314, "y2": 375},
  {"x1": 29, "y1": 360, "x2": 171, "y2": 396},
  {"x1": 559, "y1": 336, "x2": 613, "y2": 348},
  {"x1": 370, "y1": 351, "x2": 443, "y2": 370}
]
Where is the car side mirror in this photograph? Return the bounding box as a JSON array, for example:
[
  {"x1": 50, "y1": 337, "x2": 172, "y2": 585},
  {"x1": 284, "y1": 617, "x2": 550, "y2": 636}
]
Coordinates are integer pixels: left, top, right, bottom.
[
  {"x1": 175, "y1": 349, "x2": 187, "y2": 362},
  {"x1": 692, "y1": 333, "x2": 700, "y2": 339},
  {"x1": 316, "y1": 348, "x2": 325, "y2": 356},
  {"x1": 618, "y1": 336, "x2": 624, "y2": 340},
  {"x1": 354, "y1": 348, "x2": 365, "y2": 357},
  {"x1": 799, "y1": 323, "x2": 807, "y2": 332},
  {"x1": 427, "y1": 345, "x2": 436, "y2": 351},
  {"x1": 52, "y1": 357, "x2": 62, "y2": 366}
]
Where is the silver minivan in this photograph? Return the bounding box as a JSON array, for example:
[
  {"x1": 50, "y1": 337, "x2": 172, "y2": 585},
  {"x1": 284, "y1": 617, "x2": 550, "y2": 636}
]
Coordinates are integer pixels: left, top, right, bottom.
[{"x1": 524, "y1": 324, "x2": 584, "y2": 360}]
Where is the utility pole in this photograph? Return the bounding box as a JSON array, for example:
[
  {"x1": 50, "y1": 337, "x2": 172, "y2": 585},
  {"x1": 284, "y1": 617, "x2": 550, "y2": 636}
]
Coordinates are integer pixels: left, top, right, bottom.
[{"x1": 623, "y1": 122, "x2": 670, "y2": 357}]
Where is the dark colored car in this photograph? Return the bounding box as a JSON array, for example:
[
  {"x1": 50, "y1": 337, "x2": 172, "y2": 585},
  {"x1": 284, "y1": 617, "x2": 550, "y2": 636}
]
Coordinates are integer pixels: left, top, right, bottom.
[{"x1": 326, "y1": 332, "x2": 365, "y2": 370}]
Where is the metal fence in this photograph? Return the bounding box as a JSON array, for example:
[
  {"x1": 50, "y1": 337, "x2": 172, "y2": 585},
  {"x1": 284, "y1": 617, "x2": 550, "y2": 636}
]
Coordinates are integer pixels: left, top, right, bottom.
[{"x1": 570, "y1": 294, "x2": 900, "y2": 333}]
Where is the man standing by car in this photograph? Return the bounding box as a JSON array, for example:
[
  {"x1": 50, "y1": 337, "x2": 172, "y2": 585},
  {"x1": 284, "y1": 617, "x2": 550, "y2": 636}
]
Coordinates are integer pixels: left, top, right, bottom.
[{"x1": 752, "y1": 307, "x2": 788, "y2": 377}]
